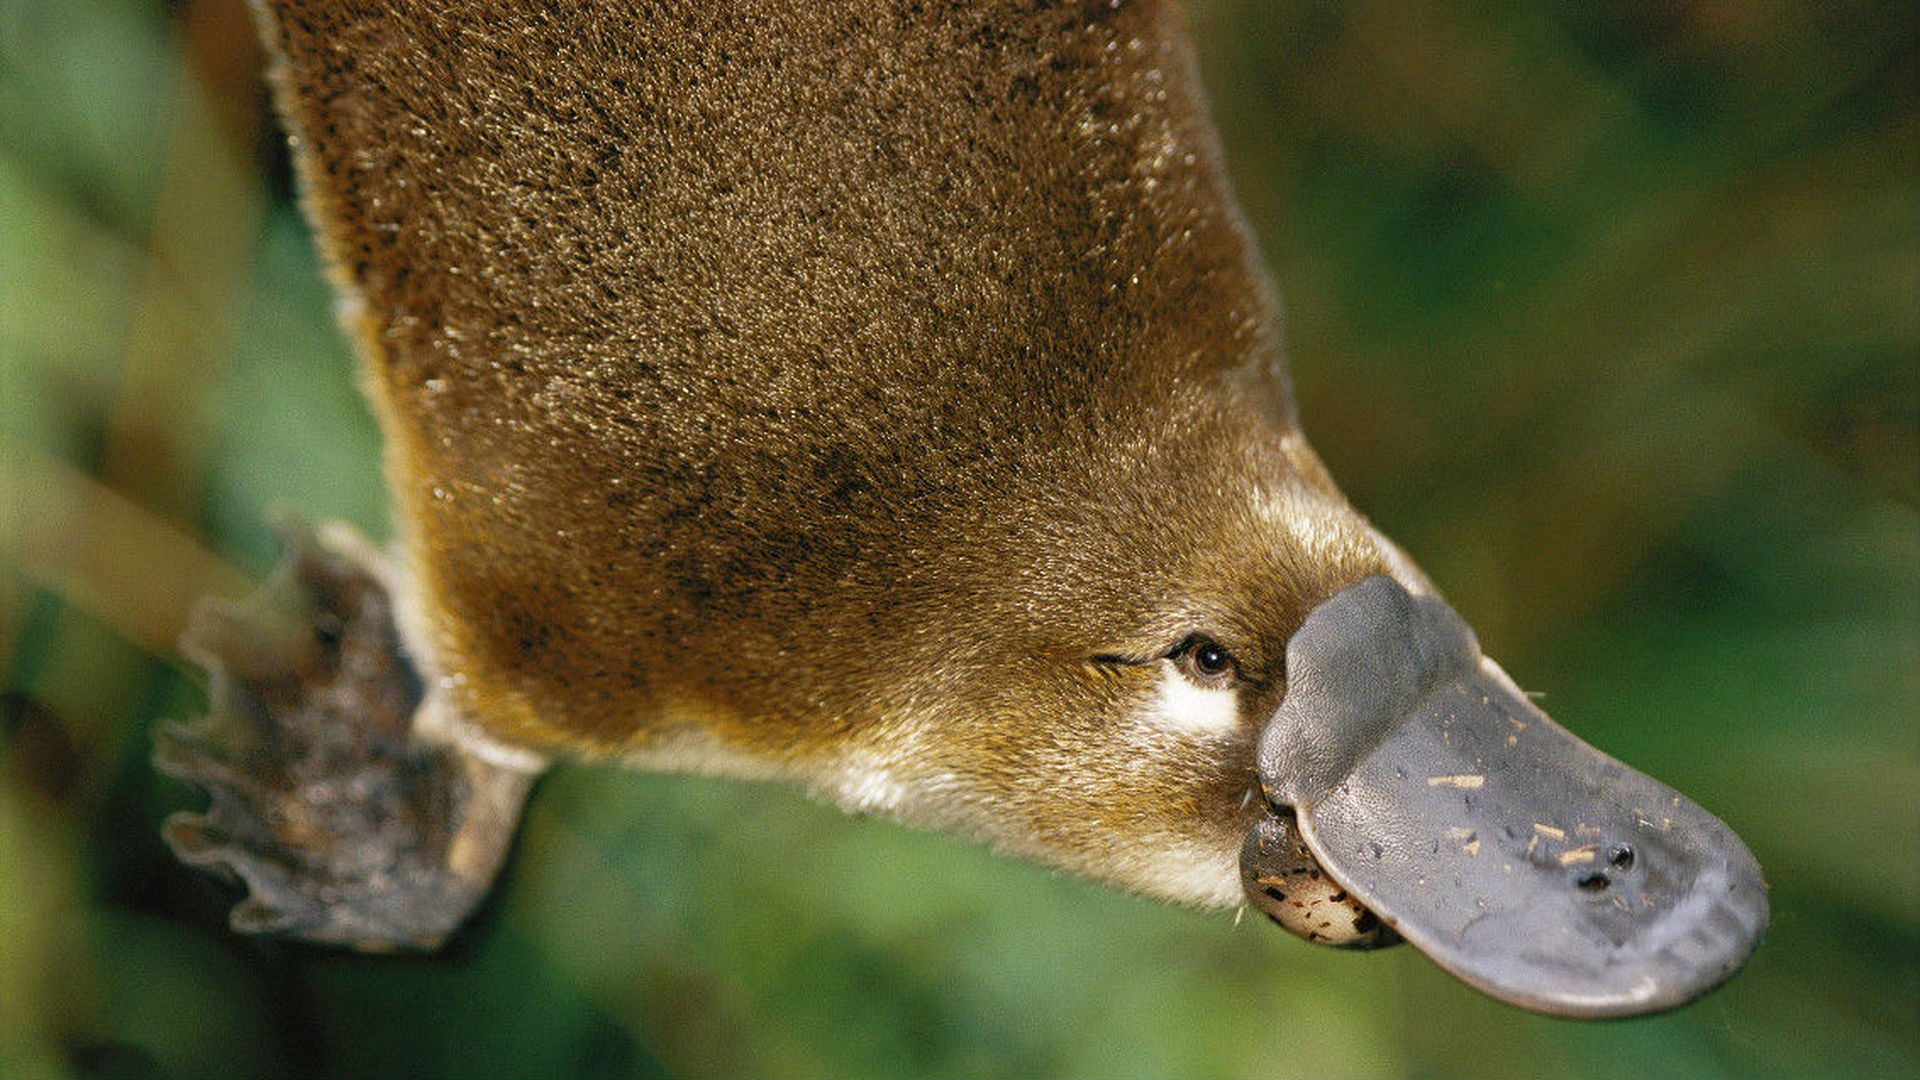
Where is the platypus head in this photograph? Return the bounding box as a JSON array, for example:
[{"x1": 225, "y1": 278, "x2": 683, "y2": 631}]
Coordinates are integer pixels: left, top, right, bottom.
[
  {"x1": 232, "y1": 0, "x2": 1766, "y2": 1018},
  {"x1": 810, "y1": 347, "x2": 1765, "y2": 1019},
  {"x1": 834, "y1": 373, "x2": 1391, "y2": 913}
]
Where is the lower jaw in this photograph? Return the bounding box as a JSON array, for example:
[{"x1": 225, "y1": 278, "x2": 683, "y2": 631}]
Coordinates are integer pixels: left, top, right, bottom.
[{"x1": 1240, "y1": 810, "x2": 1399, "y2": 949}]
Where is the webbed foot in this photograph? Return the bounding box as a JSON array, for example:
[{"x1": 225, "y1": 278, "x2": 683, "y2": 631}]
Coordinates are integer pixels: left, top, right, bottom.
[{"x1": 155, "y1": 518, "x2": 540, "y2": 951}]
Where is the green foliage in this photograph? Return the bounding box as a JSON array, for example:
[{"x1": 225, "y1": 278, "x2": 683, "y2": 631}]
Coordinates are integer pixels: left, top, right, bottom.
[{"x1": 4, "y1": 0, "x2": 1915, "y2": 1076}]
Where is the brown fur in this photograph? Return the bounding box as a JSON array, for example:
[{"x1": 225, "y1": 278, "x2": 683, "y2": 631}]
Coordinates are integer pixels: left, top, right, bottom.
[{"x1": 253, "y1": 0, "x2": 1390, "y2": 903}]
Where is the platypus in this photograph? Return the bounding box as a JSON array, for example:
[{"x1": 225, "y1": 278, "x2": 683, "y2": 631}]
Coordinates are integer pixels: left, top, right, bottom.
[{"x1": 157, "y1": 0, "x2": 1767, "y2": 1018}]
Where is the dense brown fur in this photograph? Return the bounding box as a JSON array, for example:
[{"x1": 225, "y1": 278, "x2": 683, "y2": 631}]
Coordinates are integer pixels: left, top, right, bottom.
[{"x1": 254, "y1": 0, "x2": 1392, "y2": 903}]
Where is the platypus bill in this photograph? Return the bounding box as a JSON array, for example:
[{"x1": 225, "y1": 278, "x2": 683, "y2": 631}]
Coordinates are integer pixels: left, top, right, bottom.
[{"x1": 156, "y1": 0, "x2": 1767, "y2": 1019}]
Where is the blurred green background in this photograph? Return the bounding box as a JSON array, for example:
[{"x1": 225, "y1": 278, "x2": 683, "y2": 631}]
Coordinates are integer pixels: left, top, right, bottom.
[{"x1": 2, "y1": 0, "x2": 1914, "y2": 1076}]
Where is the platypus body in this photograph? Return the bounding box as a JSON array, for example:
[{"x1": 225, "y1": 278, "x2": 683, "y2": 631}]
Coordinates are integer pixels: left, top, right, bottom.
[{"x1": 159, "y1": 0, "x2": 1766, "y2": 1018}]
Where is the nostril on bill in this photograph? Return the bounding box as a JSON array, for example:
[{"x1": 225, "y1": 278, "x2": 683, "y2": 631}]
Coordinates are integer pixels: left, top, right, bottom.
[{"x1": 1571, "y1": 842, "x2": 1636, "y2": 891}]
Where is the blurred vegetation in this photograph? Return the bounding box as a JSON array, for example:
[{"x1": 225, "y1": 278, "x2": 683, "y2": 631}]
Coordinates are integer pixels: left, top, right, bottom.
[{"x1": 2, "y1": 0, "x2": 1914, "y2": 1076}]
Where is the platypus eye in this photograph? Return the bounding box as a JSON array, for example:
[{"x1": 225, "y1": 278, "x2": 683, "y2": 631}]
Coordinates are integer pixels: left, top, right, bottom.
[{"x1": 1173, "y1": 635, "x2": 1238, "y2": 686}]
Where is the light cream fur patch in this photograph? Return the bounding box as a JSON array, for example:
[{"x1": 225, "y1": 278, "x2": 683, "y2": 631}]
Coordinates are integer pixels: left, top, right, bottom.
[{"x1": 1143, "y1": 667, "x2": 1241, "y2": 737}]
